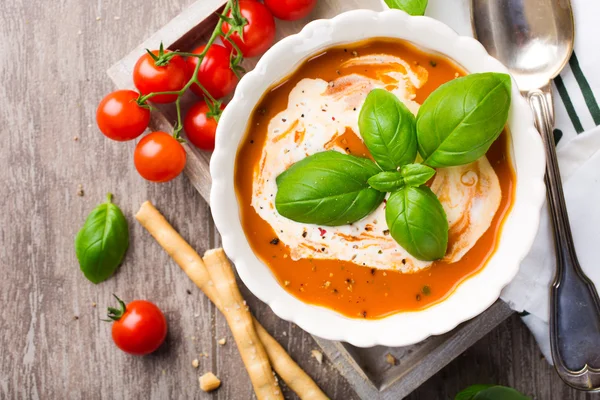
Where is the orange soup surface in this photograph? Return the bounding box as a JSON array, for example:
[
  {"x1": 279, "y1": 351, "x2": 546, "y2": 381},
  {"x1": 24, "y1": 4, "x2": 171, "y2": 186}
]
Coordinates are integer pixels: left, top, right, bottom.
[{"x1": 234, "y1": 39, "x2": 515, "y2": 319}]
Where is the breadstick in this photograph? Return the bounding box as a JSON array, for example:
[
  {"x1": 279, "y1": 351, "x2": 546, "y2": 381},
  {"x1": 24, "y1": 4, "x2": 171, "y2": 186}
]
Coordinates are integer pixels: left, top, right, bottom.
[
  {"x1": 135, "y1": 201, "x2": 328, "y2": 400},
  {"x1": 203, "y1": 251, "x2": 329, "y2": 400},
  {"x1": 204, "y1": 249, "x2": 282, "y2": 400}
]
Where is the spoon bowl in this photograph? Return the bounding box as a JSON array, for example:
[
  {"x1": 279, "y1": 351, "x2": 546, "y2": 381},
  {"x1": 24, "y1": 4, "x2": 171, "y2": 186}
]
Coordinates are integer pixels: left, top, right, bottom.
[{"x1": 473, "y1": 0, "x2": 574, "y2": 91}]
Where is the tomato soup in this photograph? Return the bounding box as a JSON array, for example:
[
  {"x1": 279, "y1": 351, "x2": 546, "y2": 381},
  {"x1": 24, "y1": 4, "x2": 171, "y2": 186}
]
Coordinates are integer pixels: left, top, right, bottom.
[{"x1": 234, "y1": 39, "x2": 515, "y2": 319}]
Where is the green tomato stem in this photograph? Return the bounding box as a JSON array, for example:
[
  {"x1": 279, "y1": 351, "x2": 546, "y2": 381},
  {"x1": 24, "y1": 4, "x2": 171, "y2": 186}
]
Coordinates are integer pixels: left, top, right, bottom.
[{"x1": 136, "y1": 0, "x2": 237, "y2": 137}]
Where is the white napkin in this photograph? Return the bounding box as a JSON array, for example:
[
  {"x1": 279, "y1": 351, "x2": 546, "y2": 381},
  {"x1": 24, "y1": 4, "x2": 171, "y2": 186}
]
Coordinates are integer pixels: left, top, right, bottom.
[{"x1": 409, "y1": 0, "x2": 600, "y2": 362}]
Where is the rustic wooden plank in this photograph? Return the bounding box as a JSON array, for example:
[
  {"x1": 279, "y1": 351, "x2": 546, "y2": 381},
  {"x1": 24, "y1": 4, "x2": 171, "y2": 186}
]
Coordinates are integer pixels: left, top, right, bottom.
[{"x1": 0, "y1": 0, "x2": 596, "y2": 399}]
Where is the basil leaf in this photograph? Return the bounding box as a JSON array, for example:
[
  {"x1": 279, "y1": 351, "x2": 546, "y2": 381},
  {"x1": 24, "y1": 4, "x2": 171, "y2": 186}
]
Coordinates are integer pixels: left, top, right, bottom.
[
  {"x1": 455, "y1": 384, "x2": 495, "y2": 400},
  {"x1": 386, "y1": 186, "x2": 448, "y2": 261},
  {"x1": 368, "y1": 164, "x2": 435, "y2": 192},
  {"x1": 384, "y1": 0, "x2": 428, "y2": 15},
  {"x1": 416, "y1": 72, "x2": 511, "y2": 167},
  {"x1": 275, "y1": 151, "x2": 385, "y2": 226},
  {"x1": 368, "y1": 171, "x2": 405, "y2": 192},
  {"x1": 75, "y1": 193, "x2": 129, "y2": 284},
  {"x1": 359, "y1": 89, "x2": 417, "y2": 171},
  {"x1": 400, "y1": 163, "x2": 435, "y2": 187},
  {"x1": 473, "y1": 386, "x2": 530, "y2": 400}
]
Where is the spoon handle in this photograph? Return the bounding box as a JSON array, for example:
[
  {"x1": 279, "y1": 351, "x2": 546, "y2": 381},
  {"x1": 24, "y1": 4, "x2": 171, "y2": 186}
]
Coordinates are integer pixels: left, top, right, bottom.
[{"x1": 528, "y1": 84, "x2": 600, "y2": 391}]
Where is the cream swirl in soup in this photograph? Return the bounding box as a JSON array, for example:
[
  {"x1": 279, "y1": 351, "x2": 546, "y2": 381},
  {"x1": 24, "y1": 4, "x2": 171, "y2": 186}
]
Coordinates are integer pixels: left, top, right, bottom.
[{"x1": 251, "y1": 56, "x2": 501, "y2": 273}]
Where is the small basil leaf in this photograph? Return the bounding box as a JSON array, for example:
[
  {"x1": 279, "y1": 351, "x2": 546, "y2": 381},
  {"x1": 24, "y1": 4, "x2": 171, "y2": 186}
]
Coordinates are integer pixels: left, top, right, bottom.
[
  {"x1": 472, "y1": 386, "x2": 531, "y2": 400},
  {"x1": 400, "y1": 163, "x2": 436, "y2": 187},
  {"x1": 384, "y1": 0, "x2": 428, "y2": 15},
  {"x1": 75, "y1": 193, "x2": 129, "y2": 284},
  {"x1": 359, "y1": 89, "x2": 417, "y2": 171},
  {"x1": 455, "y1": 384, "x2": 495, "y2": 400},
  {"x1": 275, "y1": 151, "x2": 386, "y2": 226},
  {"x1": 386, "y1": 186, "x2": 448, "y2": 261},
  {"x1": 416, "y1": 72, "x2": 511, "y2": 167},
  {"x1": 368, "y1": 171, "x2": 405, "y2": 192}
]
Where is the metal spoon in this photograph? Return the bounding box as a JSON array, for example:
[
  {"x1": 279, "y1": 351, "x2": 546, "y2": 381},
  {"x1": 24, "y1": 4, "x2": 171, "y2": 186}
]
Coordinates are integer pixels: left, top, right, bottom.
[{"x1": 472, "y1": 0, "x2": 600, "y2": 391}]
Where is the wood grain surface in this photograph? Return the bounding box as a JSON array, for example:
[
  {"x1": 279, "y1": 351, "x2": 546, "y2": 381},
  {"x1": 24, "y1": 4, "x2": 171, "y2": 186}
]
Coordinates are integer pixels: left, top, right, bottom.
[{"x1": 0, "y1": 0, "x2": 594, "y2": 399}]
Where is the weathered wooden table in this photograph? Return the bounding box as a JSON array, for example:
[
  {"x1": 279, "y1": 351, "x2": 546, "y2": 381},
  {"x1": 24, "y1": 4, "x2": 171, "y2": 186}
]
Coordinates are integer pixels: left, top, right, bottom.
[{"x1": 0, "y1": 0, "x2": 594, "y2": 398}]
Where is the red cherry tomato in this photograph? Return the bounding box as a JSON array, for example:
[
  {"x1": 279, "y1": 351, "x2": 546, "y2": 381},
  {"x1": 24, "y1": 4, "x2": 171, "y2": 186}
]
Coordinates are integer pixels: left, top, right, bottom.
[
  {"x1": 184, "y1": 101, "x2": 225, "y2": 151},
  {"x1": 221, "y1": 0, "x2": 276, "y2": 58},
  {"x1": 107, "y1": 296, "x2": 167, "y2": 356},
  {"x1": 264, "y1": 0, "x2": 317, "y2": 21},
  {"x1": 133, "y1": 50, "x2": 189, "y2": 103},
  {"x1": 187, "y1": 44, "x2": 238, "y2": 99},
  {"x1": 134, "y1": 131, "x2": 187, "y2": 183},
  {"x1": 96, "y1": 90, "x2": 150, "y2": 141}
]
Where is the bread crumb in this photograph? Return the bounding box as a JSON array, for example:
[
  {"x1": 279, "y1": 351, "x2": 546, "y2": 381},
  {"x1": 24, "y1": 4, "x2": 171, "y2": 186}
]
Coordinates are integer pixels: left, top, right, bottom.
[
  {"x1": 192, "y1": 359, "x2": 199, "y2": 368},
  {"x1": 385, "y1": 353, "x2": 399, "y2": 366},
  {"x1": 217, "y1": 338, "x2": 226, "y2": 346},
  {"x1": 95, "y1": 16, "x2": 101, "y2": 21},
  {"x1": 311, "y1": 350, "x2": 323, "y2": 364},
  {"x1": 113, "y1": 16, "x2": 121, "y2": 20},
  {"x1": 77, "y1": 184, "x2": 84, "y2": 197},
  {"x1": 73, "y1": 136, "x2": 79, "y2": 141},
  {"x1": 91, "y1": 302, "x2": 96, "y2": 308},
  {"x1": 199, "y1": 372, "x2": 221, "y2": 392}
]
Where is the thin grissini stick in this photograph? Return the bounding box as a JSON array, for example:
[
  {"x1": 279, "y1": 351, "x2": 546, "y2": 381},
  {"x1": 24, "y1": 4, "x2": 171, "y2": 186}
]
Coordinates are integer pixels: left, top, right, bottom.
[
  {"x1": 134, "y1": 201, "x2": 328, "y2": 400},
  {"x1": 204, "y1": 249, "x2": 282, "y2": 400},
  {"x1": 202, "y1": 251, "x2": 329, "y2": 400}
]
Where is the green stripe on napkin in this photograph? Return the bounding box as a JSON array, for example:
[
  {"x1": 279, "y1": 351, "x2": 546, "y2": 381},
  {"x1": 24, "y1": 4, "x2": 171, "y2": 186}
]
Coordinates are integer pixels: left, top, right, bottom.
[
  {"x1": 569, "y1": 52, "x2": 600, "y2": 126},
  {"x1": 554, "y1": 75, "x2": 584, "y2": 134}
]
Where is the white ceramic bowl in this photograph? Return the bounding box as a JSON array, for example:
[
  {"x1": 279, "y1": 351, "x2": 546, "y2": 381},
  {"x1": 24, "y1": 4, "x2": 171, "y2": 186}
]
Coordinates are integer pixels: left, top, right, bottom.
[{"x1": 211, "y1": 10, "x2": 546, "y2": 347}]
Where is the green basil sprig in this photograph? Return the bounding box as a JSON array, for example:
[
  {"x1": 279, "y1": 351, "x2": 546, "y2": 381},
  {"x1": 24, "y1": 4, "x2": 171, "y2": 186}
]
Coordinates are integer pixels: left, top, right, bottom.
[
  {"x1": 386, "y1": 186, "x2": 448, "y2": 261},
  {"x1": 75, "y1": 193, "x2": 129, "y2": 284},
  {"x1": 417, "y1": 72, "x2": 511, "y2": 167},
  {"x1": 368, "y1": 163, "x2": 435, "y2": 192},
  {"x1": 274, "y1": 72, "x2": 511, "y2": 262},
  {"x1": 358, "y1": 89, "x2": 417, "y2": 171},
  {"x1": 455, "y1": 384, "x2": 530, "y2": 400},
  {"x1": 384, "y1": 0, "x2": 428, "y2": 15},
  {"x1": 275, "y1": 151, "x2": 385, "y2": 226}
]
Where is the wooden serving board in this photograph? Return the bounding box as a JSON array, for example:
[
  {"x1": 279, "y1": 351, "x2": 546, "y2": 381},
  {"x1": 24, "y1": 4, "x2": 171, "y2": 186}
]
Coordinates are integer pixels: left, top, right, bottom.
[{"x1": 107, "y1": 0, "x2": 514, "y2": 398}]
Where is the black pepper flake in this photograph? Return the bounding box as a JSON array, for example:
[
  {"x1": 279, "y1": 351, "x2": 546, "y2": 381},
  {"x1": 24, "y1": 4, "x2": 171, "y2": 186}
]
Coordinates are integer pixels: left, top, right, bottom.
[
  {"x1": 333, "y1": 288, "x2": 339, "y2": 293},
  {"x1": 270, "y1": 238, "x2": 280, "y2": 245},
  {"x1": 383, "y1": 230, "x2": 390, "y2": 236},
  {"x1": 336, "y1": 70, "x2": 341, "y2": 75},
  {"x1": 302, "y1": 231, "x2": 307, "y2": 238},
  {"x1": 186, "y1": 289, "x2": 192, "y2": 295},
  {"x1": 362, "y1": 311, "x2": 367, "y2": 318},
  {"x1": 353, "y1": 107, "x2": 356, "y2": 111},
  {"x1": 402, "y1": 259, "x2": 406, "y2": 265},
  {"x1": 282, "y1": 118, "x2": 287, "y2": 122},
  {"x1": 321, "y1": 247, "x2": 326, "y2": 252},
  {"x1": 250, "y1": 139, "x2": 254, "y2": 144},
  {"x1": 370, "y1": 268, "x2": 376, "y2": 276},
  {"x1": 422, "y1": 285, "x2": 431, "y2": 296},
  {"x1": 258, "y1": 107, "x2": 267, "y2": 115},
  {"x1": 378, "y1": 250, "x2": 383, "y2": 254},
  {"x1": 344, "y1": 48, "x2": 348, "y2": 52},
  {"x1": 301, "y1": 114, "x2": 305, "y2": 118},
  {"x1": 429, "y1": 60, "x2": 437, "y2": 67},
  {"x1": 416, "y1": 294, "x2": 422, "y2": 301},
  {"x1": 345, "y1": 147, "x2": 351, "y2": 154}
]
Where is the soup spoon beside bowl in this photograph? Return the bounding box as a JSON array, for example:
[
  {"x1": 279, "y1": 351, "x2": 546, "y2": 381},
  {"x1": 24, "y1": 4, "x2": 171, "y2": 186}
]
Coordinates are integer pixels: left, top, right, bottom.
[{"x1": 210, "y1": 9, "x2": 546, "y2": 347}]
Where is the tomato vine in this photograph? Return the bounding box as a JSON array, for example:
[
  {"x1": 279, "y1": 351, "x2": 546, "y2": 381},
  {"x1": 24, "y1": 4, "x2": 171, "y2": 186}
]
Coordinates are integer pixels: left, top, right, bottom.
[{"x1": 136, "y1": 0, "x2": 247, "y2": 140}]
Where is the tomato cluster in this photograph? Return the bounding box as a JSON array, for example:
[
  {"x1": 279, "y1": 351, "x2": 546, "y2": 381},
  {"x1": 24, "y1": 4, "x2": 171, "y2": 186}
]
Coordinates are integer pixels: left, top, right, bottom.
[{"x1": 96, "y1": 0, "x2": 317, "y2": 184}]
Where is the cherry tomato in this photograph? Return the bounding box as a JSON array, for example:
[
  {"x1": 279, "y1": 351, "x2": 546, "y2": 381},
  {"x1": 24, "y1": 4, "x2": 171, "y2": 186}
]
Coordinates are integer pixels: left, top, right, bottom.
[
  {"x1": 96, "y1": 90, "x2": 150, "y2": 141},
  {"x1": 187, "y1": 44, "x2": 238, "y2": 99},
  {"x1": 133, "y1": 50, "x2": 189, "y2": 103},
  {"x1": 221, "y1": 0, "x2": 276, "y2": 58},
  {"x1": 134, "y1": 131, "x2": 186, "y2": 183},
  {"x1": 184, "y1": 101, "x2": 225, "y2": 151},
  {"x1": 264, "y1": 0, "x2": 317, "y2": 21},
  {"x1": 107, "y1": 296, "x2": 167, "y2": 356}
]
